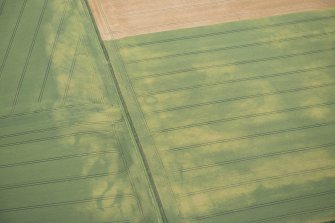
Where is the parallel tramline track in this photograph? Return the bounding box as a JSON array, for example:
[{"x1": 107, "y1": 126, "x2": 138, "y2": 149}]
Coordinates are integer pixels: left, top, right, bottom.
[
  {"x1": 179, "y1": 164, "x2": 335, "y2": 197},
  {"x1": 148, "y1": 82, "x2": 335, "y2": 114},
  {"x1": 11, "y1": 0, "x2": 49, "y2": 113},
  {"x1": 127, "y1": 30, "x2": 335, "y2": 64},
  {"x1": 121, "y1": 15, "x2": 335, "y2": 48},
  {"x1": 137, "y1": 64, "x2": 335, "y2": 96},
  {"x1": 154, "y1": 101, "x2": 335, "y2": 133},
  {"x1": 168, "y1": 120, "x2": 335, "y2": 152},
  {"x1": 38, "y1": 0, "x2": 71, "y2": 103},
  {"x1": 131, "y1": 47, "x2": 335, "y2": 80},
  {"x1": 171, "y1": 141, "x2": 335, "y2": 173},
  {"x1": 0, "y1": 0, "x2": 27, "y2": 80}
]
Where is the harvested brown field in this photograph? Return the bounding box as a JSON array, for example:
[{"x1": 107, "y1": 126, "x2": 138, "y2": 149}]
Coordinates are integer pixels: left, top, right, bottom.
[{"x1": 88, "y1": 0, "x2": 335, "y2": 40}]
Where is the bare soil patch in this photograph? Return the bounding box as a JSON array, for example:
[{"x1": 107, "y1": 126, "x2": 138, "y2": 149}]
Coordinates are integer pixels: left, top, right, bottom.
[{"x1": 88, "y1": 0, "x2": 335, "y2": 40}]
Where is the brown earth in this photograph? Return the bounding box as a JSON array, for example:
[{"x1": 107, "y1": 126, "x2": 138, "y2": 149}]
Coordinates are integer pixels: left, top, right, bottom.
[{"x1": 88, "y1": 0, "x2": 335, "y2": 40}]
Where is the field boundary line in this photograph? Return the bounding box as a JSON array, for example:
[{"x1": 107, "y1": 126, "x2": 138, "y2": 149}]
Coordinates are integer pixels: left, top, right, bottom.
[
  {"x1": 79, "y1": 0, "x2": 147, "y2": 219},
  {"x1": 11, "y1": 0, "x2": 49, "y2": 113},
  {"x1": 168, "y1": 120, "x2": 335, "y2": 152},
  {"x1": 122, "y1": 15, "x2": 335, "y2": 48},
  {"x1": 154, "y1": 101, "x2": 335, "y2": 133},
  {"x1": 78, "y1": 0, "x2": 120, "y2": 106},
  {"x1": 99, "y1": 1, "x2": 181, "y2": 222},
  {"x1": 99, "y1": 0, "x2": 183, "y2": 220},
  {"x1": 84, "y1": 0, "x2": 171, "y2": 222},
  {"x1": 138, "y1": 64, "x2": 335, "y2": 96},
  {"x1": 178, "y1": 164, "x2": 335, "y2": 197},
  {"x1": 150, "y1": 82, "x2": 335, "y2": 114},
  {"x1": 112, "y1": 123, "x2": 146, "y2": 223},
  {"x1": 97, "y1": 2, "x2": 184, "y2": 220},
  {"x1": 128, "y1": 30, "x2": 335, "y2": 64},
  {"x1": 0, "y1": 0, "x2": 27, "y2": 81},
  {"x1": 131, "y1": 47, "x2": 335, "y2": 80},
  {"x1": 172, "y1": 141, "x2": 335, "y2": 173}
]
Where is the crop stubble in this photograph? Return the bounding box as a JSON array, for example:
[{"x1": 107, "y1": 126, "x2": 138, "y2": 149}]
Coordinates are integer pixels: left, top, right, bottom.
[{"x1": 88, "y1": 0, "x2": 335, "y2": 39}]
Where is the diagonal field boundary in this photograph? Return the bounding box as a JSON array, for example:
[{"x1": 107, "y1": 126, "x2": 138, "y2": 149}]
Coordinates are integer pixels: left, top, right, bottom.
[{"x1": 83, "y1": 1, "x2": 168, "y2": 222}]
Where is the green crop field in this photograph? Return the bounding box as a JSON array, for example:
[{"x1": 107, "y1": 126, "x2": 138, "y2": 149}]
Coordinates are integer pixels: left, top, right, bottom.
[
  {"x1": 0, "y1": 0, "x2": 161, "y2": 222},
  {"x1": 0, "y1": 0, "x2": 114, "y2": 113},
  {"x1": 1, "y1": 1, "x2": 335, "y2": 223},
  {"x1": 106, "y1": 9, "x2": 335, "y2": 223}
]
